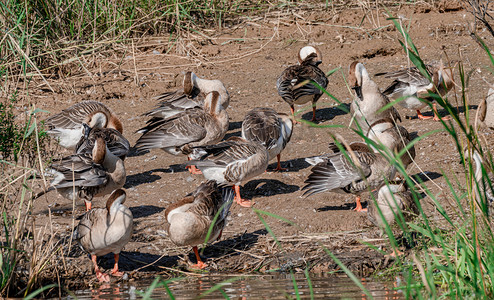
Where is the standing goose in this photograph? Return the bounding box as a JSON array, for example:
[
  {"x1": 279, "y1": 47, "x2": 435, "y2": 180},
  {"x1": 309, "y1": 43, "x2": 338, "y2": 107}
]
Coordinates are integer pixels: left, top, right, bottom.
[
  {"x1": 38, "y1": 136, "x2": 126, "y2": 211},
  {"x1": 186, "y1": 137, "x2": 269, "y2": 207},
  {"x1": 366, "y1": 118, "x2": 416, "y2": 169},
  {"x1": 479, "y1": 88, "x2": 494, "y2": 130},
  {"x1": 375, "y1": 60, "x2": 454, "y2": 121},
  {"x1": 241, "y1": 108, "x2": 293, "y2": 172},
  {"x1": 45, "y1": 101, "x2": 123, "y2": 149},
  {"x1": 165, "y1": 180, "x2": 234, "y2": 269},
  {"x1": 144, "y1": 72, "x2": 230, "y2": 119},
  {"x1": 73, "y1": 189, "x2": 133, "y2": 282},
  {"x1": 75, "y1": 124, "x2": 130, "y2": 161},
  {"x1": 135, "y1": 91, "x2": 229, "y2": 174},
  {"x1": 303, "y1": 142, "x2": 397, "y2": 212},
  {"x1": 349, "y1": 61, "x2": 401, "y2": 133},
  {"x1": 277, "y1": 46, "x2": 328, "y2": 122}
]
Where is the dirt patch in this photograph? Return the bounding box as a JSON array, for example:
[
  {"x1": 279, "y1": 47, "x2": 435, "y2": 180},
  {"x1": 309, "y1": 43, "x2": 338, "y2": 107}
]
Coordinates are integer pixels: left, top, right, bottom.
[{"x1": 14, "y1": 2, "x2": 494, "y2": 293}]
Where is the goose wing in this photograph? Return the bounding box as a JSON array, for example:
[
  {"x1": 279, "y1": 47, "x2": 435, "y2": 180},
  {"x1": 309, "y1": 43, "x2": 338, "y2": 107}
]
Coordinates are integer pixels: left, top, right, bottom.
[
  {"x1": 45, "y1": 101, "x2": 112, "y2": 130},
  {"x1": 75, "y1": 128, "x2": 130, "y2": 159}
]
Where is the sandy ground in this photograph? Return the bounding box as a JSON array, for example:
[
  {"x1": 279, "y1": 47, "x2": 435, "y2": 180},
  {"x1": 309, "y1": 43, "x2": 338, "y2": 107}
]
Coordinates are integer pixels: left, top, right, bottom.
[{"x1": 16, "y1": 1, "x2": 494, "y2": 290}]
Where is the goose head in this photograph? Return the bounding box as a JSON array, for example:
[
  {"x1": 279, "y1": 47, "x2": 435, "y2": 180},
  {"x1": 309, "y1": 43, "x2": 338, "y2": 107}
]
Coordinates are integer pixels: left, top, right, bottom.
[
  {"x1": 298, "y1": 46, "x2": 323, "y2": 66},
  {"x1": 105, "y1": 189, "x2": 126, "y2": 215},
  {"x1": 348, "y1": 61, "x2": 368, "y2": 100},
  {"x1": 92, "y1": 137, "x2": 107, "y2": 164},
  {"x1": 183, "y1": 71, "x2": 195, "y2": 95}
]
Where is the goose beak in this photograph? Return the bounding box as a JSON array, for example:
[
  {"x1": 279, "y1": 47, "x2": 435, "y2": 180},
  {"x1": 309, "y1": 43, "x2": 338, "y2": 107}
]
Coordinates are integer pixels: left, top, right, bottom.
[
  {"x1": 315, "y1": 60, "x2": 323, "y2": 66},
  {"x1": 352, "y1": 86, "x2": 362, "y2": 99}
]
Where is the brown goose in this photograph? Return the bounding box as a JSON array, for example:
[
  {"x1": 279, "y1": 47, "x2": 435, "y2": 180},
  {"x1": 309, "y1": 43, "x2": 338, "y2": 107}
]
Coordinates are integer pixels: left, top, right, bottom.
[
  {"x1": 39, "y1": 136, "x2": 126, "y2": 211},
  {"x1": 135, "y1": 91, "x2": 229, "y2": 174},
  {"x1": 375, "y1": 60, "x2": 454, "y2": 121},
  {"x1": 186, "y1": 137, "x2": 268, "y2": 207},
  {"x1": 349, "y1": 61, "x2": 401, "y2": 133},
  {"x1": 45, "y1": 101, "x2": 123, "y2": 149},
  {"x1": 277, "y1": 46, "x2": 328, "y2": 122},
  {"x1": 303, "y1": 142, "x2": 397, "y2": 212},
  {"x1": 241, "y1": 108, "x2": 293, "y2": 172},
  {"x1": 73, "y1": 189, "x2": 133, "y2": 282},
  {"x1": 366, "y1": 118, "x2": 416, "y2": 169},
  {"x1": 75, "y1": 124, "x2": 130, "y2": 161},
  {"x1": 144, "y1": 72, "x2": 230, "y2": 119},
  {"x1": 165, "y1": 180, "x2": 234, "y2": 269},
  {"x1": 479, "y1": 88, "x2": 494, "y2": 130}
]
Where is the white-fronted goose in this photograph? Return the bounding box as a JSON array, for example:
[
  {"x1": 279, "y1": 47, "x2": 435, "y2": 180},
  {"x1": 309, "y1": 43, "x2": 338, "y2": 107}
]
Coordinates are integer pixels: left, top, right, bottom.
[
  {"x1": 241, "y1": 108, "x2": 293, "y2": 172},
  {"x1": 366, "y1": 118, "x2": 415, "y2": 169},
  {"x1": 349, "y1": 61, "x2": 401, "y2": 133},
  {"x1": 75, "y1": 124, "x2": 130, "y2": 161},
  {"x1": 479, "y1": 88, "x2": 494, "y2": 130},
  {"x1": 303, "y1": 142, "x2": 397, "y2": 212},
  {"x1": 186, "y1": 137, "x2": 268, "y2": 207},
  {"x1": 40, "y1": 136, "x2": 126, "y2": 210},
  {"x1": 165, "y1": 180, "x2": 234, "y2": 269},
  {"x1": 135, "y1": 91, "x2": 229, "y2": 174},
  {"x1": 277, "y1": 46, "x2": 328, "y2": 122},
  {"x1": 144, "y1": 72, "x2": 230, "y2": 119},
  {"x1": 73, "y1": 189, "x2": 133, "y2": 282},
  {"x1": 376, "y1": 60, "x2": 454, "y2": 121},
  {"x1": 45, "y1": 101, "x2": 123, "y2": 149}
]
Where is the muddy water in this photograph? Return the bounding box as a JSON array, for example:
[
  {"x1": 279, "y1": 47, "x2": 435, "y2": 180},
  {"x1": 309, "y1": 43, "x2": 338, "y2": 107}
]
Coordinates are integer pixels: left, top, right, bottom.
[{"x1": 72, "y1": 274, "x2": 402, "y2": 299}]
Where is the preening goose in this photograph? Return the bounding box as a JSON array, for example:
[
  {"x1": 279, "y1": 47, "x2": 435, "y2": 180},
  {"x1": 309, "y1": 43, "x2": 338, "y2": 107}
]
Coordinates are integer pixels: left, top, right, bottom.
[
  {"x1": 277, "y1": 46, "x2": 328, "y2": 122},
  {"x1": 349, "y1": 61, "x2": 401, "y2": 133},
  {"x1": 73, "y1": 189, "x2": 133, "y2": 282},
  {"x1": 135, "y1": 91, "x2": 229, "y2": 174},
  {"x1": 241, "y1": 107, "x2": 293, "y2": 172},
  {"x1": 366, "y1": 118, "x2": 416, "y2": 169},
  {"x1": 75, "y1": 124, "x2": 130, "y2": 161},
  {"x1": 40, "y1": 136, "x2": 126, "y2": 211},
  {"x1": 45, "y1": 101, "x2": 123, "y2": 149},
  {"x1": 376, "y1": 60, "x2": 454, "y2": 121},
  {"x1": 303, "y1": 142, "x2": 397, "y2": 212},
  {"x1": 186, "y1": 137, "x2": 269, "y2": 207},
  {"x1": 165, "y1": 180, "x2": 234, "y2": 269},
  {"x1": 144, "y1": 72, "x2": 230, "y2": 119}
]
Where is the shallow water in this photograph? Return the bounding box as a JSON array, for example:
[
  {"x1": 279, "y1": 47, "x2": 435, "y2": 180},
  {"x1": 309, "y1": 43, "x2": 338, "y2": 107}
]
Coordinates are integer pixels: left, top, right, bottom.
[{"x1": 72, "y1": 274, "x2": 402, "y2": 299}]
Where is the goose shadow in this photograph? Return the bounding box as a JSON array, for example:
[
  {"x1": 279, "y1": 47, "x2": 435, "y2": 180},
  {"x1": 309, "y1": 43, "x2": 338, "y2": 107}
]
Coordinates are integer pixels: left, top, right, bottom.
[
  {"x1": 411, "y1": 171, "x2": 442, "y2": 183},
  {"x1": 130, "y1": 205, "x2": 165, "y2": 219},
  {"x1": 124, "y1": 166, "x2": 186, "y2": 188},
  {"x1": 405, "y1": 105, "x2": 477, "y2": 120},
  {"x1": 99, "y1": 251, "x2": 181, "y2": 272},
  {"x1": 301, "y1": 103, "x2": 350, "y2": 123},
  {"x1": 277, "y1": 157, "x2": 312, "y2": 172},
  {"x1": 316, "y1": 202, "x2": 358, "y2": 212},
  {"x1": 242, "y1": 179, "x2": 300, "y2": 199}
]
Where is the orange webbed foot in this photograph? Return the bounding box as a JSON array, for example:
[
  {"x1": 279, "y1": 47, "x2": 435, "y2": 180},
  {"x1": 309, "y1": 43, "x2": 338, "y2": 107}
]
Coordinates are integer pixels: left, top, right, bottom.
[
  {"x1": 96, "y1": 270, "x2": 110, "y2": 282},
  {"x1": 236, "y1": 198, "x2": 254, "y2": 207},
  {"x1": 191, "y1": 261, "x2": 208, "y2": 269}
]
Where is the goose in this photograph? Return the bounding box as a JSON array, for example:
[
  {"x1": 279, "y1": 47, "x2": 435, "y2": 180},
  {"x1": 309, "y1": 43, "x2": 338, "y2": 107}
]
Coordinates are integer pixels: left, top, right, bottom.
[
  {"x1": 241, "y1": 107, "x2": 293, "y2": 172},
  {"x1": 277, "y1": 46, "x2": 328, "y2": 123},
  {"x1": 366, "y1": 118, "x2": 416, "y2": 169},
  {"x1": 135, "y1": 91, "x2": 229, "y2": 174},
  {"x1": 75, "y1": 124, "x2": 130, "y2": 161},
  {"x1": 375, "y1": 60, "x2": 454, "y2": 121},
  {"x1": 303, "y1": 142, "x2": 397, "y2": 212},
  {"x1": 465, "y1": 148, "x2": 494, "y2": 205},
  {"x1": 186, "y1": 137, "x2": 269, "y2": 207},
  {"x1": 479, "y1": 88, "x2": 494, "y2": 130},
  {"x1": 73, "y1": 189, "x2": 133, "y2": 282},
  {"x1": 144, "y1": 71, "x2": 230, "y2": 119},
  {"x1": 349, "y1": 61, "x2": 401, "y2": 134},
  {"x1": 45, "y1": 101, "x2": 123, "y2": 149},
  {"x1": 367, "y1": 182, "x2": 417, "y2": 230},
  {"x1": 165, "y1": 180, "x2": 234, "y2": 269},
  {"x1": 38, "y1": 136, "x2": 126, "y2": 211}
]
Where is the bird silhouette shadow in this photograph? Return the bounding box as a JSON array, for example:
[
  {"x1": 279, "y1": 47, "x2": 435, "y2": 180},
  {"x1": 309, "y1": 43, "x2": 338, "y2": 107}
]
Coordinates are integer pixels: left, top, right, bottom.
[
  {"x1": 300, "y1": 103, "x2": 350, "y2": 123},
  {"x1": 196, "y1": 229, "x2": 268, "y2": 260},
  {"x1": 242, "y1": 179, "x2": 299, "y2": 199},
  {"x1": 124, "y1": 166, "x2": 186, "y2": 189},
  {"x1": 316, "y1": 201, "x2": 362, "y2": 212},
  {"x1": 405, "y1": 105, "x2": 477, "y2": 120},
  {"x1": 130, "y1": 205, "x2": 165, "y2": 219},
  {"x1": 276, "y1": 157, "x2": 312, "y2": 172},
  {"x1": 411, "y1": 171, "x2": 442, "y2": 183}
]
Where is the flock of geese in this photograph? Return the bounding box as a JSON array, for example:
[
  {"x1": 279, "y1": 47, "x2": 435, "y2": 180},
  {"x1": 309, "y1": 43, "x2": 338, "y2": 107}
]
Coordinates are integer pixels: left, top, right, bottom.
[{"x1": 37, "y1": 45, "x2": 481, "y2": 282}]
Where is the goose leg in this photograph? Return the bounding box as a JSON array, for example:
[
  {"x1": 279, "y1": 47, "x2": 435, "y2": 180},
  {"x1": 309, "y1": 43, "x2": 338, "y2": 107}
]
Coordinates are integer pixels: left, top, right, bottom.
[
  {"x1": 311, "y1": 104, "x2": 321, "y2": 122},
  {"x1": 416, "y1": 110, "x2": 433, "y2": 120},
  {"x1": 432, "y1": 103, "x2": 451, "y2": 121},
  {"x1": 271, "y1": 154, "x2": 287, "y2": 172},
  {"x1": 85, "y1": 201, "x2": 92, "y2": 211},
  {"x1": 233, "y1": 185, "x2": 253, "y2": 207},
  {"x1": 290, "y1": 105, "x2": 300, "y2": 124},
  {"x1": 191, "y1": 246, "x2": 207, "y2": 269},
  {"x1": 91, "y1": 254, "x2": 110, "y2": 282},
  {"x1": 111, "y1": 253, "x2": 125, "y2": 276},
  {"x1": 353, "y1": 196, "x2": 365, "y2": 212},
  {"x1": 186, "y1": 157, "x2": 203, "y2": 175}
]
